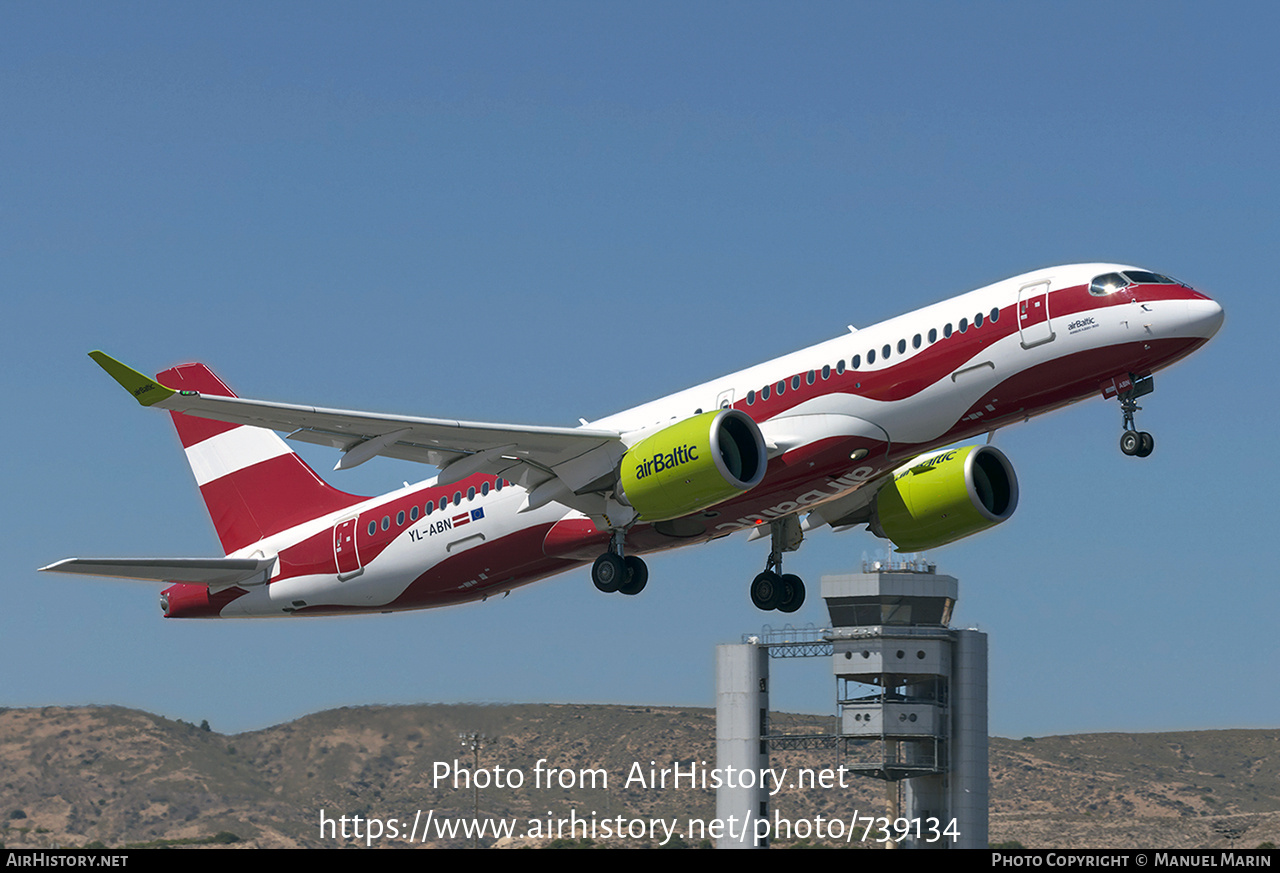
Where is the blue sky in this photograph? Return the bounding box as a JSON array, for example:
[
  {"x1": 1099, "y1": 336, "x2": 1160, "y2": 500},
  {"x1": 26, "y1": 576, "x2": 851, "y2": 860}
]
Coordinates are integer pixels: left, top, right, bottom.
[{"x1": 3, "y1": 2, "x2": 1276, "y2": 739}]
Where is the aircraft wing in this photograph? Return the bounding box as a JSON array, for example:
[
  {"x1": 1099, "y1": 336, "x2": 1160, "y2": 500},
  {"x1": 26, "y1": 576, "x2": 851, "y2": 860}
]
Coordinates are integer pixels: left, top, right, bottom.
[{"x1": 89, "y1": 352, "x2": 629, "y2": 509}]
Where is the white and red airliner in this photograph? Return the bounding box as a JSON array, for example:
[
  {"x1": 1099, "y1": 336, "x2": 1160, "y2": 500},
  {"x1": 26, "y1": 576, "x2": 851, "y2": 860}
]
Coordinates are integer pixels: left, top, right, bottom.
[{"x1": 43, "y1": 264, "x2": 1223, "y2": 618}]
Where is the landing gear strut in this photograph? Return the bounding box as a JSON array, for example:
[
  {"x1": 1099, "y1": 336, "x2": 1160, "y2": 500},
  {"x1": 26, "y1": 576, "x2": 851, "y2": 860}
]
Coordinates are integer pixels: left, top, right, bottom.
[
  {"x1": 1118, "y1": 374, "x2": 1155, "y2": 458},
  {"x1": 750, "y1": 516, "x2": 805, "y2": 613},
  {"x1": 592, "y1": 529, "x2": 647, "y2": 596}
]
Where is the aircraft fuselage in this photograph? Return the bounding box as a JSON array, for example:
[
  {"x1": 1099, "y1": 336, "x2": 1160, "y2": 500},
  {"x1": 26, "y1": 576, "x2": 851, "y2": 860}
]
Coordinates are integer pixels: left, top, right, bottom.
[{"x1": 146, "y1": 263, "x2": 1220, "y2": 617}]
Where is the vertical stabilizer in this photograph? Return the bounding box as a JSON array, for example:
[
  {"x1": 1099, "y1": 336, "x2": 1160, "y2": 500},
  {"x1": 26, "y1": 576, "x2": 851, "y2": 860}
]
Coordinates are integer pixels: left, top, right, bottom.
[{"x1": 158, "y1": 363, "x2": 364, "y2": 555}]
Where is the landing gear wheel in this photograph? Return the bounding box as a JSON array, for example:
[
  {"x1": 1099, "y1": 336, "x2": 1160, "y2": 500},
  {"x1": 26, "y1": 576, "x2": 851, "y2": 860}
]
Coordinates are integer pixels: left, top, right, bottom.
[
  {"x1": 751, "y1": 571, "x2": 782, "y2": 610},
  {"x1": 619, "y1": 556, "x2": 648, "y2": 595},
  {"x1": 776, "y1": 574, "x2": 805, "y2": 613},
  {"x1": 1116, "y1": 374, "x2": 1156, "y2": 457},
  {"x1": 592, "y1": 553, "x2": 626, "y2": 593},
  {"x1": 1136, "y1": 431, "x2": 1154, "y2": 457},
  {"x1": 1120, "y1": 430, "x2": 1141, "y2": 456}
]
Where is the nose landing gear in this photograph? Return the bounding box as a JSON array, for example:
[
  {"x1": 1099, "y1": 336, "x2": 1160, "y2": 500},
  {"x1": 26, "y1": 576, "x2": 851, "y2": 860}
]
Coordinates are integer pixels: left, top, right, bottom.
[{"x1": 1118, "y1": 374, "x2": 1155, "y2": 458}]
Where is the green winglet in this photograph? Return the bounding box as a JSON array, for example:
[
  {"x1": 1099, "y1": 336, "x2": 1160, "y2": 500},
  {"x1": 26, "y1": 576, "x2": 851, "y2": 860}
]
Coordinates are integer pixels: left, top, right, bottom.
[{"x1": 88, "y1": 351, "x2": 176, "y2": 407}]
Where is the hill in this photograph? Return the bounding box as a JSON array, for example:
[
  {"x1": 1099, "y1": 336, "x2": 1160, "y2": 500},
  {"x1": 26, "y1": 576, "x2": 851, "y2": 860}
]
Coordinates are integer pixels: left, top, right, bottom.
[{"x1": 1, "y1": 705, "x2": 1276, "y2": 848}]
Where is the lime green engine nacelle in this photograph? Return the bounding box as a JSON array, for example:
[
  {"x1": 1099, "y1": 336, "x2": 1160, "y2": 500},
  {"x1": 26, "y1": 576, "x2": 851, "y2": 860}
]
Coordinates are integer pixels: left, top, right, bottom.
[
  {"x1": 870, "y1": 445, "x2": 1018, "y2": 551},
  {"x1": 619, "y1": 409, "x2": 768, "y2": 522}
]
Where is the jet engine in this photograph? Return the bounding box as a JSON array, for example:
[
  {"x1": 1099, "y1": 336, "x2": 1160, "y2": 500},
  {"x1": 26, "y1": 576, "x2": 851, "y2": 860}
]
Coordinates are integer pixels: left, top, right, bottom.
[
  {"x1": 618, "y1": 408, "x2": 767, "y2": 522},
  {"x1": 869, "y1": 445, "x2": 1018, "y2": 551}
]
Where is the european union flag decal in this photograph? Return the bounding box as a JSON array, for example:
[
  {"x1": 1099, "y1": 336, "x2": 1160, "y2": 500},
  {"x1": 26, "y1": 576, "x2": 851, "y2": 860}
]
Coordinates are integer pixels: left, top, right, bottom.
[{"x1": 471, "y1": 508, "x2": 485, "y2": 522}]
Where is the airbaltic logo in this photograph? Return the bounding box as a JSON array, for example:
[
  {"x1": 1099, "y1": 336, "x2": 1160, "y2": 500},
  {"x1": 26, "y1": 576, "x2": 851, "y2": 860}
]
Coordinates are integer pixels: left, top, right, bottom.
[
  {"x1": 714, "y1": 466, "x2": 880, "y2": 532},
  {"x1": 896, "y1": 451, "x2": 956, "y2": 480},
  {"x1": 634, "y1": 444, "x2": 699, "y2": 479},
  {"x1": 1068, "y1": 317, "x2": 1097, "y2": 335}
]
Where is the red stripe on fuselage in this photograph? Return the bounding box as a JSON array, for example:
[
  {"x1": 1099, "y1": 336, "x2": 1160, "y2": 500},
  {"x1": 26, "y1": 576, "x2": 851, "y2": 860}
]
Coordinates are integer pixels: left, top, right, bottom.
[
  {"x1": 933, "y1": 335, "x2": 1211, "y2": 449},
  {"x1": 290, "y1": 521, "x2": 570, "y2": 613},
  {"x1": 732, "y1": 299, "x2": 1021, "y2": 417},
  {"x1": 277, "y1": 527, "x2": 340, "y2": 578},
  {"x1": 730, "y1": 283, "x2": 1206, "y2": 422},
  {"x1": 1045, "y1": 281, "x2": 1213, "y2": 323}
]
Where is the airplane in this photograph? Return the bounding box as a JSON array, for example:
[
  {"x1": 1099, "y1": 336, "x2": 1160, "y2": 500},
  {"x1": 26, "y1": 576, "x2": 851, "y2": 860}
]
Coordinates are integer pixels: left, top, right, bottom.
[{"x1": 41, "y1": 263, "x2": 1223, "y2": 618}]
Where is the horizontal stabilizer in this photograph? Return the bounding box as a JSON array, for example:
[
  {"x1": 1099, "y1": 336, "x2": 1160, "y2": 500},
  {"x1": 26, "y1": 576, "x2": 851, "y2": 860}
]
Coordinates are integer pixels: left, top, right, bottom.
[{"x1": 40, "y1": 557, "x2": 275, "y2": 589}]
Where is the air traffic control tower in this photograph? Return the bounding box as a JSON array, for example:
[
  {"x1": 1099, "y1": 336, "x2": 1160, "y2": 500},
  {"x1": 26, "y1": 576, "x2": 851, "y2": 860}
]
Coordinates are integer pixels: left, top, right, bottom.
[{"x1": 715, "y1": 560, "x2": 988, "y2": 849}]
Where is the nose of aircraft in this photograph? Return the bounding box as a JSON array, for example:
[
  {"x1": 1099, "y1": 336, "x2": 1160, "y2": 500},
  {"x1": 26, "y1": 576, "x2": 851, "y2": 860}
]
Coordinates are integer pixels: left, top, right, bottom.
[{"x1": 1187, "y1": 296, "x2": 1225, "y2": 339}]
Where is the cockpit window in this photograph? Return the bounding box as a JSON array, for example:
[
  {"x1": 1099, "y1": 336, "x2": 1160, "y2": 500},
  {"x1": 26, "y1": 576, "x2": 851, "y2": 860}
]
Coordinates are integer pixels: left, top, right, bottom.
[
  {"x1": 1121, "y1": 270, "x2": 1176, "y2": 285},
  {"x1": 1089, "y1": 273, "x2": 1129, "y2": 296}
]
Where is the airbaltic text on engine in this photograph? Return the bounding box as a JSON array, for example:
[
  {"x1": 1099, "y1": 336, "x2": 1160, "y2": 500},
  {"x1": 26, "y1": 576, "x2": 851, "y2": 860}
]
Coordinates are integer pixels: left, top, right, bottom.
[
  {"x1": 633, "y1": 444, "x2": 699, "y2": 479},
  {"x1": 896, "y1": 450, "x2": 957, "y2": 478}
]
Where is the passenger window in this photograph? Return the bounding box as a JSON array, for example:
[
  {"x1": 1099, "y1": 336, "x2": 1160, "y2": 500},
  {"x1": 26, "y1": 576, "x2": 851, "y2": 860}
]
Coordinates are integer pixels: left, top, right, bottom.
[
  {"x1": 974, "y1": 312, "x2": 983, "y2": 328},
  {"x1": 453, "y1": 491, "x2": 462, "y2": 505},
  {"x1": 367, "y1": 521, "x2": 376, "y2": 536},
  {"x1": 467, "y1": 487, "x2": 476, "y2": 500},
  {"x1": 495, "y1": 479, "x2": 504, "y2": 491},
  {"x1": 944, "y1": 323, "x2": 953, "y2": 338},
  {"x1": 882, "y1": 344, "x2": 891, "y2": 360},
  {"x1": 791, "y1": 375, "x2": 800, "y2": 390},
  {"x1": 410, "y1": 505, "x2": 419, "y2": 521},
  {"x1": 397, "y1": 510, "x2": 405, "y2": 526},
  {"x1": 913, "y1": 333, "x2": 921, "y2": 349},
  {"x1": 897, "y1": 339, "x2": 906, "y2": 354},
  {"x1": 806, "y1": 370, "x2": 815, "y2": 385},
  {"x1": 852, "y1": 354, "x2": 860, "y2": 369},
  {"x1": 381, "y1": 516, "x2": 390, "y2": 531},
  {"x1": 928, "y1": 328, "x2": 937, "y2": 343},
  {"x1": 482, "y1": 482, "x2": 490, "y2": 496},
  {"x1": 836, "y1": 360, "x2": 845, "y2": 375},
  {"x1": 868, "y1": 349, "x2": 876, "y2": 364},
  {"x1": 990, "y1": 307, "x2": 999, "y2": 322},
  {"x1": 426, "y1": 500, "x2": 435, "y2": 514},
  {"x1": 762, "y1": 385, "x2": 771, "y2": 400},
  {"x1": 776, "y1": 380, "x2": 785, "y2": 396},
  {"x1": 821, "y1": 364, "x2": 830, "y2": 380},
  {"x1": 747, "y1": 389, "x2": 755, "y2": 405}
]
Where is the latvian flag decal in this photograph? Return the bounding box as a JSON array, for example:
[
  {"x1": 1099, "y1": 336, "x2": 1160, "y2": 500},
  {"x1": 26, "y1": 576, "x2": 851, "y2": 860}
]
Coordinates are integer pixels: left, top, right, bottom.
[{"x1": 452, "y1": 508, "x2": 484, "y2": 526}]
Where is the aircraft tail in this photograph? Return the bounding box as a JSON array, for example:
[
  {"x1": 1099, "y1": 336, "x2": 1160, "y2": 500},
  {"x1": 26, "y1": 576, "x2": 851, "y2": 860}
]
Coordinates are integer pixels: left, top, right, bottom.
[{"x1": 157, "y1": 363, "x2": 364, "y2": 555}]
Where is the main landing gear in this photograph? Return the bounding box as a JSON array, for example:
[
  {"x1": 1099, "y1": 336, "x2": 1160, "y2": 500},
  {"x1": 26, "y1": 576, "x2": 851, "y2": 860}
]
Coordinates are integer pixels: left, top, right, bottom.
[
  {"x1": 592, "y1": 529, "x2": 648, "y2": 597},
  {"x1": 1118, "y1": 374, "x2": 1156, "y2": 458},
  {"x1": 750, "y1": 516, "x2": 805, "y2": 613},
  {"x1": 751, "y1": 570, "x2": 805, "y2": 613}
]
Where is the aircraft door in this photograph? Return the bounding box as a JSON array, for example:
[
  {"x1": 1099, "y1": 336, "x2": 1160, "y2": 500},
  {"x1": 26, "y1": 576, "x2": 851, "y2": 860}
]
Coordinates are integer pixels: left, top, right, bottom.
[
  {"x1": 1017, "y1": 281, "x2": 1055, "y2": 349},
  {"x1": 334, "y1": 517, "x2": 363, "y2": 580}
]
